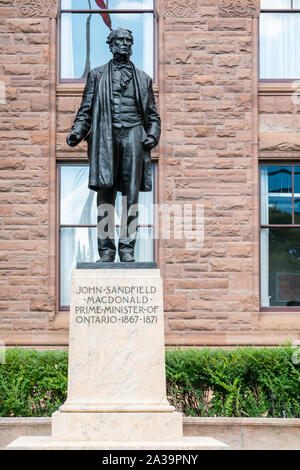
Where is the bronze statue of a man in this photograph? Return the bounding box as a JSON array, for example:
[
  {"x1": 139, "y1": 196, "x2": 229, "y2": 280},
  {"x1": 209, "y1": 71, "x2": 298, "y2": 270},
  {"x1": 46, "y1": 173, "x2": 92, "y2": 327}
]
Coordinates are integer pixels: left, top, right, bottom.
[{"x1": 66, "y1": 27, "x2": 161, "y2": 262}]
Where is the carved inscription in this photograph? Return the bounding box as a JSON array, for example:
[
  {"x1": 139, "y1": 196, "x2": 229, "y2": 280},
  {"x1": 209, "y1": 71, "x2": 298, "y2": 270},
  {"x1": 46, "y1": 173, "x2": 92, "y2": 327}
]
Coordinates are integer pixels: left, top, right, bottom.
[{"x1": 74, "y1": 284, "x2": 160, "y2": 326}]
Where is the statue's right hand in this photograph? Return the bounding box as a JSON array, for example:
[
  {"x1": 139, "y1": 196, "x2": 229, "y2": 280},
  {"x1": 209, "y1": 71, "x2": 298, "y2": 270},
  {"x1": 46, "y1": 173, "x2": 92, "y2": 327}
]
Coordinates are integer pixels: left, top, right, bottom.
[{"x1": 66, "y1": 131, "x2": 81, "y2": 147}]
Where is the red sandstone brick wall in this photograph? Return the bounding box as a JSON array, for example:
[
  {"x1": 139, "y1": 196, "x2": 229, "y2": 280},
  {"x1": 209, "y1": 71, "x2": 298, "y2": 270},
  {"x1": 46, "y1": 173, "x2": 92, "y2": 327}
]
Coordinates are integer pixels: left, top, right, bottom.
[
  {"x1": 0, "y1": 1, "x2": 54, "y2": 343},
  {"x1": 0, "y1": 0, "x2": 299, "y2": 346},
  {"x1": 259, "y1": 93, "x2": 300, "y2": 156},
  {"x1": 158, "y1": 3, "x2": 261, "y2": 345}
]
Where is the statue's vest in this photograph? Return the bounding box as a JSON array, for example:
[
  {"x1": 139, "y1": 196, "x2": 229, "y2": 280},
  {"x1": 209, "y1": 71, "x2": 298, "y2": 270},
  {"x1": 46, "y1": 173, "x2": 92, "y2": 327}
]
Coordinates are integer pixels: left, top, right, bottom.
[{"x1": 111, "y1": 67, "x2": 142, "y2": 128}]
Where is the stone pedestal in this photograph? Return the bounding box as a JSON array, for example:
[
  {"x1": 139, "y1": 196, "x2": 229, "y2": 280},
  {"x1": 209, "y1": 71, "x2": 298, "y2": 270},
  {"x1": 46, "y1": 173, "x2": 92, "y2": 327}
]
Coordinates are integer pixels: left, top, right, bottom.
[{"x1": 8, "y1": 265, "x2": 228, "y2": 450}]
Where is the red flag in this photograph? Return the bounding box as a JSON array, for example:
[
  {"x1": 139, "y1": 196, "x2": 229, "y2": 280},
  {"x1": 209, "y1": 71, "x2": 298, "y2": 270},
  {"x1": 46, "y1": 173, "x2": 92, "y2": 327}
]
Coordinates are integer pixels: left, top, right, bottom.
[{"x1": 95, "y1": 0, "x2": 112, "y2": 30}]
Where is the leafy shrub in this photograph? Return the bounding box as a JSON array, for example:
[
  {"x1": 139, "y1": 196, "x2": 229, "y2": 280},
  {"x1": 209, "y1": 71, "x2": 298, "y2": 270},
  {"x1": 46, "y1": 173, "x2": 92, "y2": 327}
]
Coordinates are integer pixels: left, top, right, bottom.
[
  {"x1": 0, "y1": 348, "x2": 68, "y2": 417},
  {"x1": 0, "y1": 346, "x2": 299, "y2": 417},
  {"x1": 166, "y1": 346, "x2": 300, "y2": 418}
]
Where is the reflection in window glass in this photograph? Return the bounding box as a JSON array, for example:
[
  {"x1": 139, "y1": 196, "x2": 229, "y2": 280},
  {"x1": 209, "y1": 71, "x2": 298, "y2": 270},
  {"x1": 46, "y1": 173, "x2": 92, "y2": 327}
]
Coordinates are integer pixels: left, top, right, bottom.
[
  {"x1": 261, "y1": 228, "x2": 300, "y2": 307},
  {"x1": 259, "y1": 13, "x2": 300, "y2": 79},
  {"x1": 260, "y1": 0, "x2": 291, "y2": 8},
  {"x1": 266, "y1": 166, "x2": 292, "y2": 194},
  {"x1": 260, "y1": 166, "x2": 292, "y2": 225},
  {"x1": 60, "y1": 11, "x2": 153, "y2": 79},
  {"x1": 268, "y1": 196, "x2": 292, "y2": 224},
  {"x1": 294, "y1": 198, "x2": 300, "y2": 224},
  {"x1": 60, "y1": 227, "x2": 98, "y2": 307},
  {"x1": 61, "y1": 0, "x2": 153, "y2": 9},
  {"x1": 294, "y1": 167, "x2": 300, "y2": 224},
  {"x1": 60, "y1": 226, "x2": 154, "y2": 307},
  {"x1": 60, "y1": 166, "x2": 97, "y2": 225},
  {"x1": 59, "y1": 164, "x2": 155, "y2": 307},
  {"x1": 260, "y1": 165, "x2": 300, "y2": 307},
  {"x1": 293, "y1": 167, "x2": 300, "y2": 193},
  {"x1": 60, "y1": 165, "x2": 154, "y2": 225}
]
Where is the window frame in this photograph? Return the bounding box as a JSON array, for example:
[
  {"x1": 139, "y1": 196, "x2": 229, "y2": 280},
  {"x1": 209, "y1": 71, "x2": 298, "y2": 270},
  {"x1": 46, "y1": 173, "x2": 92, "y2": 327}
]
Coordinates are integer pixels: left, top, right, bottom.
[
  {"x1": 58, "y1": 0, "x2": 158, "y2": 84},
  {"x1": 57, "y1": 162, "x2": 157, "y2": 311},
  {"x1": 259, "y1": 162, "x2": 300, "y2": 311},
  {"x1": 259, "y1": 1, "x2": 300, "y2": 82}
]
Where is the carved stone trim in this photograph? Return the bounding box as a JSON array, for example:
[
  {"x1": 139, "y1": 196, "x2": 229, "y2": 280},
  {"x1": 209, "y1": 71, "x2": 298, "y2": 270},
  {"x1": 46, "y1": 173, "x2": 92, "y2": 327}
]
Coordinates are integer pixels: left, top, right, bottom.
[
  {"x1": 259, "y1": 83, "x2": 297, "y2": 97},
  {"x1": 13, "y1": 0, "x2": 59, "y2": 18},
  {"x1": 219, "y1": 0, "x2": 260, "y2": 17},
  {"x1": 259, "y1": 152, "x2": 300, "y2": 161},
  {"x1": 159, "y1": 0, "x2": 199, "y2": 18}
]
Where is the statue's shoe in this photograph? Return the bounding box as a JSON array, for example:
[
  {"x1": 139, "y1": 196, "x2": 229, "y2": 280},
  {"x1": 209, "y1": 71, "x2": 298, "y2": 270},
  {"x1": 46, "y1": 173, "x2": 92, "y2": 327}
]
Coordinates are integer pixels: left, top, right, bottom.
[
  {"x1": 97, "y1": 253, "x2": 115, "y2": 263},
  {"x1": 119, "y1": 252, "x2": 135, "y2": 262}
]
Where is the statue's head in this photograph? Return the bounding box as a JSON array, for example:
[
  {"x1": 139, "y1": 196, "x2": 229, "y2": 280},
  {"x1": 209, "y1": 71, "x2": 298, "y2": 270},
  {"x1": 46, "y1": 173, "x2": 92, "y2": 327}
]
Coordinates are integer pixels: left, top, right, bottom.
[{"x1": 106, "y1": 27, "x2": 133, "y2": 58}]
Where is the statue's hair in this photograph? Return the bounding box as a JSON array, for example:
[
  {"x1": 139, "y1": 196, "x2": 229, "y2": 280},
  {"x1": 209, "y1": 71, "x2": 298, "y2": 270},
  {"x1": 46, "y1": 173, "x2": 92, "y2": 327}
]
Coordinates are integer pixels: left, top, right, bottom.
[{"x1": 106, "y1": 27, "x2": 134, "y2": 45}]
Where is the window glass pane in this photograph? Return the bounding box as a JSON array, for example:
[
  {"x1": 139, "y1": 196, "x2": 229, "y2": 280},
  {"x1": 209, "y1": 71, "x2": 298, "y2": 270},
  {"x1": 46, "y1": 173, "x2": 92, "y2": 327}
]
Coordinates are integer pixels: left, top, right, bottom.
[
  {"x1": 61, "y1": 0, "x2": 87, "y2": 8},
  {"x1": 60, "y1": 226, "x2": 154, "y2": 306},
  {"x1": 60, "y1": 227, "x2": 98, "y2": 307},
  {"x1": 61, "y1": 0, "x2": 153, "y2": 10},
  {"x1": 261, "y1": 0, "x2": 291, "y2": 8},
  {"x1": 133, "y1": 227, "x2": 154, "y2": 261},
  {"x1": 259, "y1": 13, "x2": 300, "y2": 79},
  {"x1": 136, "y1": 190, "x2": 154, "y2": 225},
  {"x1": 260, "y1": 166, "x2": 292, "y2": 224},
  {"x1": 59, "y1": 164, "x2": 155, "y2": 306},
  {"x1": 294, "y1": 0, "x2": 300, "y2": 7},
  {"x1": 61, "y1": 165, "x2": 154, "y2": 225},
  {"x1": 104, "y1": 0, "x2": 153, "y2": 8},
  {"x1": 60, "y1": 165, "x2": 97, "y2": 225},
  {"x1": 260, "y1": 228, "x2": 269, "y2": 306},
  {"x1": 60, "y1": 12, "x2": 153, "y2": 79},
  {"x1": 261, "y1": 227, "x2": 300, "y2": 307},
  {"x1": 294, "y1": 167, "x2": 300, "y2": 224}
]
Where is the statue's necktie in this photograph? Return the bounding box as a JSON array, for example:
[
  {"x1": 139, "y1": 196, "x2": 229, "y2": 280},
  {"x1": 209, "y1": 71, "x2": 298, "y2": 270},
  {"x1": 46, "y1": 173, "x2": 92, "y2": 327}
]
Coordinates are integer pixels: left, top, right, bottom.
[{"x1": 112, "y1": 61, "x2": 133, "y2": 91}]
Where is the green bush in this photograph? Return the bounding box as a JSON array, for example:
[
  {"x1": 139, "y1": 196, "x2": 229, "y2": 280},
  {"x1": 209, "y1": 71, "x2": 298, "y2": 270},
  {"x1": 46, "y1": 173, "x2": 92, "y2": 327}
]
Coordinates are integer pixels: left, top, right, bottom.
[
  {"x1": 0, "y1": 348, "x2": 68, "y2": 417},
  {"x1": 166, "y1": 346, "x2": 300, "y2": 418},
  {"x1": 0, "y1": 346, "x2": 299, "y2": 418}
]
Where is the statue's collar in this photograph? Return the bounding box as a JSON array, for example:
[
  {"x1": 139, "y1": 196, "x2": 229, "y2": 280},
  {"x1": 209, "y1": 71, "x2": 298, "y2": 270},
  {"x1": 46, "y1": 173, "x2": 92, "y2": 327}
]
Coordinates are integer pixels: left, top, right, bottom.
[{"x1": 112, "y1": 59, "x2": 132, "y2": 68}]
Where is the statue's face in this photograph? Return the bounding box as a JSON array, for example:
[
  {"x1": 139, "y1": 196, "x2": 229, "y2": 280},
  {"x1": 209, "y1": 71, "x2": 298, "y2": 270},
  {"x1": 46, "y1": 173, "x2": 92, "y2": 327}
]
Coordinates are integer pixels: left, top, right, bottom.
[{"x1": 111, "y1": 30, "x2": 133, "y2": 57}]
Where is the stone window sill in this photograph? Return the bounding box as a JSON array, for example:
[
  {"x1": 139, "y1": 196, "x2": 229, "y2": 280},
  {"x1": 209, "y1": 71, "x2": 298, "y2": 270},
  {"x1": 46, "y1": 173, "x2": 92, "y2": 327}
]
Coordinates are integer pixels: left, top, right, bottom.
[{"x1": 258, "y1": 83, "x2": 299, "y2": 96}]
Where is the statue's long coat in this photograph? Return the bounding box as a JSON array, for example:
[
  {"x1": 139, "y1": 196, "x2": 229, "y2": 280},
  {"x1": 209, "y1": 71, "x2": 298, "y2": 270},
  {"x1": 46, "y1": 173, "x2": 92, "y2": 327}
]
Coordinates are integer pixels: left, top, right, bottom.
[{"x1": 69, "y1": 61, "x2": 161, "y2": 192}]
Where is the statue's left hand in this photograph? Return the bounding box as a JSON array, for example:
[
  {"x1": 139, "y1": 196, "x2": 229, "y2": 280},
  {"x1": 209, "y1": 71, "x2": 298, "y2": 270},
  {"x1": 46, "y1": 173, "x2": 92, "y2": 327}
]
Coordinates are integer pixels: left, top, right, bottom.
[
  {"x1": 66, "y1": 131, "x2": 81, "y2": 147},
  {"x1": 143, "y1": 136, "x2": 156, "y2": 150}
]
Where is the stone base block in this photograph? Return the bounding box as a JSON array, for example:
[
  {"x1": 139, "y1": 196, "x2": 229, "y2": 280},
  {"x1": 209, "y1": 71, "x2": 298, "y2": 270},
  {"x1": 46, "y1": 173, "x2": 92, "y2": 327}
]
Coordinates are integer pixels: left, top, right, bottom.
[
  {"x1": 51, "y1": 411, "x2": 183, "y2": 442},
  {"x1": 7, "y1": 436, "x2": 229, "y2": 450}
]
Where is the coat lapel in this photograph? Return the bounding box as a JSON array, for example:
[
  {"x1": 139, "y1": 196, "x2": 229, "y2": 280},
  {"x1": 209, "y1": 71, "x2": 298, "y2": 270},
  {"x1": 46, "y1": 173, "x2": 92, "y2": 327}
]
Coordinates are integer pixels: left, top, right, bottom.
[{"x1": 132, "y1": 64, "x2": 148, "y2": 123}]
